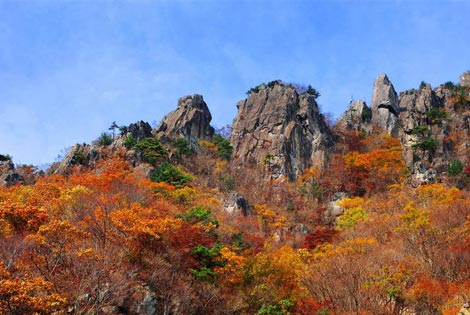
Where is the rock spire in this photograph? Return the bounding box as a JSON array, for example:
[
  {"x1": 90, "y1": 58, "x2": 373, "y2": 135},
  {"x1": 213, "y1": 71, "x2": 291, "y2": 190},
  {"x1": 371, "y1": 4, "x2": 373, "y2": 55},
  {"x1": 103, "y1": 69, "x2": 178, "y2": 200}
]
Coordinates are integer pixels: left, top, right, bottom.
[{"x1": 230, "y1": 82, "x2": 333, "y2": 180}]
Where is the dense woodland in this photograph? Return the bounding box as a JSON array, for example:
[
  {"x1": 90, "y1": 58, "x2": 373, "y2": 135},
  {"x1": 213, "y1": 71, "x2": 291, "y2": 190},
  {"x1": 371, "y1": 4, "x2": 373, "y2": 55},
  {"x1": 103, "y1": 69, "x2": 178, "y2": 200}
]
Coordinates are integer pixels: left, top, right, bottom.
[
  {"x1": 2, "y1": 123, "x2": 470, "y2": 315},
  {"x1": 0, "y1": 74, "x2": 470, "y2": 315}
]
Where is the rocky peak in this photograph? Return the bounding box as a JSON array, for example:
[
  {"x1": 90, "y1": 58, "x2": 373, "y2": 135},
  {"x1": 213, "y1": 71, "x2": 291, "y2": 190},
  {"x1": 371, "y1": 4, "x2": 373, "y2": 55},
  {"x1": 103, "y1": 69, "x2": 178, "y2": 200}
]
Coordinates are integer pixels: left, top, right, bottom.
[
  {"x1": 230, "y1": 82, "x2": 333, "y2": 180},
  {"x1": 124, "y1": 121, "x2": 152, "y2": 141},
  {"x1": 337, "y1": 72, "x2": 470, "y2": 184},
  {"x1": 398, "y1": 84, "x2": 438, "y2": 134},
  {"x1": 154, "y1": 94, "x2": 214, "y2": 147},
  {"x1": 371, "y1": 73, "x2": 400, "y2": 135}
]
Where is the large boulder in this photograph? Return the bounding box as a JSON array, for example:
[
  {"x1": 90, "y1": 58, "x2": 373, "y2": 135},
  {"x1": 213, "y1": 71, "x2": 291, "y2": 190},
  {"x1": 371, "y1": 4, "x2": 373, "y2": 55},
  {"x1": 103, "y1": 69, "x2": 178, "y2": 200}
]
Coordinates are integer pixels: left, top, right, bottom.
[
  {"x1": 154, "y1": 94, "x2": 214, "y2": 148},
  {"x1": 371, "y1": 73, "x2": 400, "y2": 135},
  {"x1": 230, "y1": 82, "x2": 333, "y2": 180}
]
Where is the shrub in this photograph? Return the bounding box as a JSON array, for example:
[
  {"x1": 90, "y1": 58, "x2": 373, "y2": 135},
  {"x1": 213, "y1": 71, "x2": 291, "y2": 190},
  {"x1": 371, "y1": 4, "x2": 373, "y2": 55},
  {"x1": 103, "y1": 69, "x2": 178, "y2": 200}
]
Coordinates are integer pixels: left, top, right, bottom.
[
  {"x1": 256, "y1": 299, "x2": 293, "y2": 315},
  {"x1": 171, "y1": 138, "x2": 193, "y2": 158},
  {"x1": 444, "y1": 81, "x2": 455, "y2": 89},
  {"x1": 151, "y1": 162, "x2": 192, "y2": 187},
  {"x1": 246, "y1": 80, "x2": 283, "y2": 95},
  {"x1": 123, "y1": 134, "x2": 137, "y2": 149},
  {"x1": 267, "y1": 80, "x2": 281, "y2": 88},
  {"x1": 412, "y1": 137, "x2": 437, "y2": 153},
  {"x1": 361, "y1": 107, "x2": 372, "y2": 122},
  {"x1": 70, "y1": 149, "x2": 86, "y2": 165},
  {"x1": 412, "y1": 125, "x2": 431, "y2": 136},
  {"x1": 0, "y1": 154, "x2": 12, "y2": 162},
  {"x1": 181, "y1": 206, "x2": 219, "y2": 227},
  {"x1": 306, "y1": 85, "x2": 321, "y2": 99},
  {"x1": 419, "y1": 81, "x2": 428, "y2": 90},
  {"x1": 118, "y1": 125, "x2": 128, "y2": 136},
  {"x1": 212, "y1": 134, "x2": 233, "y2": 160},
  {"x1": 247, "y1": 85, "x2": 260, "y2": 95},
  {"x1": 190, "y1": 244, "x2": 226, "y2": 281},
  {"x1": 98, "y1": 132, "x2": 113, "y2": 146},
  {"x1": 134, "y1": 137, "x2": 168, "y2": 165},
  {"x1": 448, "y1": 159, "x2": 464, "y2": 176},
  {"x1": 425, "y1": 108, "x2": 448, "y2": 124}
]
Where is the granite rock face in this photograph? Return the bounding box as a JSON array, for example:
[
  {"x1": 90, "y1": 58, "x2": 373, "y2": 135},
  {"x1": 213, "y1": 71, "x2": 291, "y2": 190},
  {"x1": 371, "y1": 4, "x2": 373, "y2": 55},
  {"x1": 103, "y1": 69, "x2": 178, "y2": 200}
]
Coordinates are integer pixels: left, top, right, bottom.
[
  {"x1": 340, "y1": 72, "x2": 470, "y2": 183},
  {"x1": 154, "y1": 95, "x2": 214, "y2": 147},
  {"x1": 371, "y1": 73, "x2": 400, "y2": 135},
  {"x1": 230, "y1": 82, "x2": 333, "y2": 180},
  {"x1": 125, "y1": 121, "x2": 153, "y2": 141},
  {"x1": 337, "y1": 100, "x2": 372, "y2": 132},
  {"x1": 397, "y1": 84, "x2": 447, "y2": 168},
  {"x1": 53, "y1": 143, "x2": 101, "y2": 174}
]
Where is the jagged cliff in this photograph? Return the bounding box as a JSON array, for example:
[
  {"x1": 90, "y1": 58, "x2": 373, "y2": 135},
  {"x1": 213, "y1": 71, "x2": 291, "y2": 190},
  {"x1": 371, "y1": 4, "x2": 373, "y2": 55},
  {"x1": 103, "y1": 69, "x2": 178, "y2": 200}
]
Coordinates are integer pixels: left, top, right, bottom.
[
  {"x1": 53, "y1": 95, "x2": 215, "y2": 175},
  {"x1": 47, "y1": 72, "x2": 470, "y2": 184},
  {"x1": 230, "y1": 81, "x2": 333, "y2": 180},
  {"x1": 340, "y1": 71, "x2": 470, "y2": 182}
]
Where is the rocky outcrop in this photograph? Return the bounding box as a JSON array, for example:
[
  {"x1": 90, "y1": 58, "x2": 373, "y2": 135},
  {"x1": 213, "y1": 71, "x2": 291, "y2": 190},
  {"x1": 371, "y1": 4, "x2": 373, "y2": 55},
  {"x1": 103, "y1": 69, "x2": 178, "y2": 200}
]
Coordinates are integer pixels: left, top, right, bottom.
[
  {"x1": 0, "y1": 160, "x2": 23, "y2": 187},
  {"x1": 460, "y1": 71, "x2": 470, "y2": 87},
  {"x1": 223, "y1": 192, "x2": 249, "y2": 216},
  {"x1": 397, "y1": 84, "x2": 448, "y2": 168},
  {"x1": 371, "y1": 74, "x2": 400, "y2": 135},
  {"x1": 154, "y1": 95, "x2": 214, "y2": 148},
  {"x1": 230, "y1": 82, "x2": 333, "y2": 180},
  {"x1": 122, "y1": 120, "x2": 152, "y2": 141},
  {"x1": 53, "y1": 143, "x2": 101, "y2": 174},
  {"x1": 337, "y1": 100, "x2": 372, "y2": 132},
  {"x1": 340, "y1": 72, "x2": 470, "y2": 183}
]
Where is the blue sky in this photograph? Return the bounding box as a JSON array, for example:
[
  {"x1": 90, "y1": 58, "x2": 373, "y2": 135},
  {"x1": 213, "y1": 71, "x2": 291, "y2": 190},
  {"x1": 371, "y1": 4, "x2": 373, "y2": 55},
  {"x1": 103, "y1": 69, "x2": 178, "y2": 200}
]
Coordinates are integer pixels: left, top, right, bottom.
[{"x1": 1, "y1": 0, "x2": 469, "y2": 165}]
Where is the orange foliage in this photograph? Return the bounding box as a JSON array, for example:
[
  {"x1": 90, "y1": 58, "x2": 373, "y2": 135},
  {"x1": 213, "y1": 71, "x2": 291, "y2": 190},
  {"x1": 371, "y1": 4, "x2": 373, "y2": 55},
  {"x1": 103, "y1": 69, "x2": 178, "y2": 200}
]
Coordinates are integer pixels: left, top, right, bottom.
[
  {"x1": 0, "y1": 263, "x2": 67, "y2": 314},
  {"x1": 3, "y1": 133, "x2": 470, "y2": 314}
]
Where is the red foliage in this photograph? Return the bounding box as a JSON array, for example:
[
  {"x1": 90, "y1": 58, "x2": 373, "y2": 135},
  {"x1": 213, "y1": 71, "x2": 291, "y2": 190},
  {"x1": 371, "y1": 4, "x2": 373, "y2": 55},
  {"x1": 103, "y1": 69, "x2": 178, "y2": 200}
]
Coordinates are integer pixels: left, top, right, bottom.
[
  {"x1": 302, "y1": 228, "x2": 337, "y2": 250},
  {"x1": 295, "y1": 298, "x2": 330, "y2": 315}
]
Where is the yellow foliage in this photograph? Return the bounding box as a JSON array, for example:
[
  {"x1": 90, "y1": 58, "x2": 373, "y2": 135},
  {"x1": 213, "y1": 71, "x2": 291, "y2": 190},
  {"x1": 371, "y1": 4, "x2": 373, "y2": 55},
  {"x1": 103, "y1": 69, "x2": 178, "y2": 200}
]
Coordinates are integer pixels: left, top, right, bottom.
[
  {"x1": 398, "y1": 202, "x2": 431, "y2": 231},
  {"x1": 417, "y1": 183, "x2": 461, "y2": 205},
  {"x1": 199, "y1": 139, "x2": 218, "y2": 153},
  {"x1": 247, "y1": 245, "x2": 307, "y2": 300},
  {"x1": 216, "y1": 247, "x2": 247, "y2": 285},
  {"x1": 338, "y1": 197, "x2": 365, "y2": 209},
  {"x1": 337, "y1": 206, "x2": 368, "y2": 230},
  {"x1": 313, "y1": 237, "x2": 377, "y2": 260},
  {"x1": 255, "y1": 204, "x2": 289, "y2": 234},
  {"x1": 297, "y1": 166, "x2": 320, "y2": 185},
  {"x1": 170, "y1": 186, "x2": 197, "y2": 204}
]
